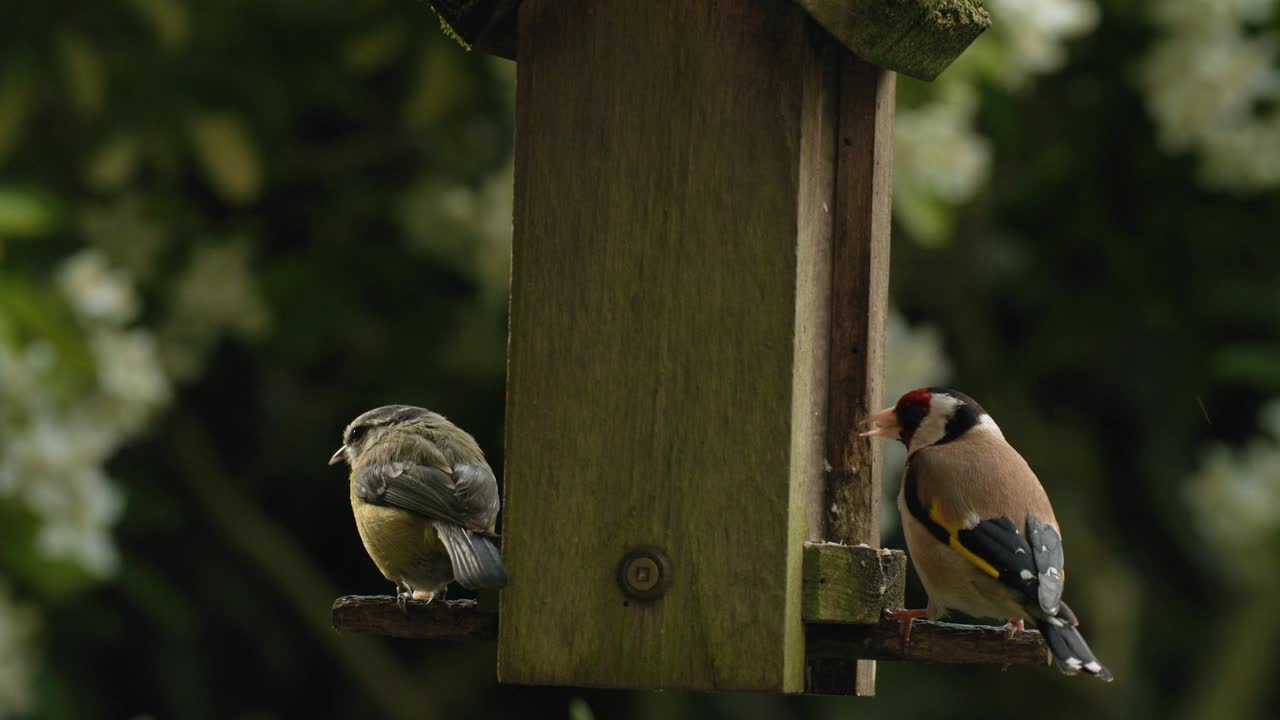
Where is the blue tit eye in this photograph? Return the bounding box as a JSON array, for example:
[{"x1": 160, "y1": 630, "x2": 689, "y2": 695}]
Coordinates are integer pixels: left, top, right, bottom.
[{"x1": 348, "y1": 424, "x2": 370, "y2": 443}]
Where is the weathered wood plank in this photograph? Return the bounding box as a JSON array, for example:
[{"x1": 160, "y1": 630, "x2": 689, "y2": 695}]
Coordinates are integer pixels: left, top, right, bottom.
[
  {"x1": 499, "y1": 0, "x2": 836, "y2": 693},
  {"x1": 802, "y1": 543, "x2": 906, "y2": 624},
  {"x1": 794, "y1": 0, "x2": 990, "y2": 80},
  {"x1": 809, "y1": 53, "x2": 896, "y2": 697},
  {"x1": 332, "y1": 597, "x2": 497, "y2": 640},
  {"x1": 807, "y1": 619, "x2": 1051, "y2": 668},
  {"x1": 420, "y1": 1, "x2": 988, "y2": 81}
]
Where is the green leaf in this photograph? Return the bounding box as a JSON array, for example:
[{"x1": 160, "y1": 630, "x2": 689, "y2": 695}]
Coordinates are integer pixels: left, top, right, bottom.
[
  {"x1": 187, "y1": 113, "x2": 264, "y2": 205},
  {"x1": 57, "y1": 33, "x2": 108, "y2": 116},
  {"x1": 0, "y1": 66, "x2": 33, "y2": 166},
  {"x1": 0, "y1": 188, "x2": 59, "y2": 237}
]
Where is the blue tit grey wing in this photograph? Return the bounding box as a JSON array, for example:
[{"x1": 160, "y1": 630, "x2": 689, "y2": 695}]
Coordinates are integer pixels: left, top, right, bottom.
[
  {"x1": 353, "y1": 461, "x2": 489, "y2": 532},
  {"x1": 450, "y1": 462, "x2": 500, "y2": 535},
  {"x1": 433, "y1": 521, "x2": 507, "y2": 589}
]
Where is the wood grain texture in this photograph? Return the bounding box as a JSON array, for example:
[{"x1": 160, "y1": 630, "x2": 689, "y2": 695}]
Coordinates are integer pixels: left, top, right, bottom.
[
  {"x1": 806, "y1": 619, "x2": 1051, "y2": 668},
  {"x1": 794, "y1": 0, "x2": 990, "y2": 80},
  {"x1": 802, "y1": 543, "x2": 905, "y2": 624},
  {"x1": 332, "y1": 597, "x2": 497, "y2": 640},
  {"x1": 813, "y1": 53, "x2": 896, "y2": 697},
  {"x1": 499, "y1": 0, "x2": 836, "y2": 693}
]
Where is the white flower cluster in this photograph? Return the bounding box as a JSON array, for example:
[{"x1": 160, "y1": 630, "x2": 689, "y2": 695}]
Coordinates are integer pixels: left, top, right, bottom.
[
  {"x1": 160, "y1": 241, "x2": 271, "y2": 382},
  {"x1": 894, "y1": 0, "x2": 1099, "y2": 242},
  {"x1": 0, "y1": 583, "x2": 39, "y2": 719},
  {"x1": 0, "y1": 249, "x2": 170, "y2": 577},
  {"x1": 1140, "y1": 0, "x2": 1280, "y2": 189},
  {"x1": 400, "y1": 160, "x2": 514, "y2": 310},
  {"x1": 984, "y1": 0, "x2": 1101, "y2": 89},
  {"x1": 1185, "y1": 399, "x2": 1280, "y2": 585}
]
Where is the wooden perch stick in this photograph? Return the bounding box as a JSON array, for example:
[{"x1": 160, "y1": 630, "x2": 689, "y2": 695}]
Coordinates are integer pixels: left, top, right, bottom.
[
  {"x1": 332, "y1": 597, "x2": 497, "y2": 641},
  {"x1": 333, "y1": 596, "x2": 1049, "y2": 670},
  {"x1": 806, "y1": 619, "x2": 1050, "y2": 667}
]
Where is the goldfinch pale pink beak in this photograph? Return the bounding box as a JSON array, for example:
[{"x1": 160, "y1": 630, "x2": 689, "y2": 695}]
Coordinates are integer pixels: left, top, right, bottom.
[
  {"x1": 859, "y1": 406, "x2": 900, "y2": 439},
  {"x1": 329, "y1": 446, "x2": 348, "y2": 465}
]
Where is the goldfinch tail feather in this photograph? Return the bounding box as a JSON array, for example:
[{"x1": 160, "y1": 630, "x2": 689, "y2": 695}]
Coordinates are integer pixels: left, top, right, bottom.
[{"x1": 1035, "y1": 604, "x2": 1113, "y2": 682}]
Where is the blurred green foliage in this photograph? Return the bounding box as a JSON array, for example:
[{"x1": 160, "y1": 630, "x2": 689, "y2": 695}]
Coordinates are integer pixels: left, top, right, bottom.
[{"x1": 0, "y1": 0, "x2": 1278, "y2": 719}]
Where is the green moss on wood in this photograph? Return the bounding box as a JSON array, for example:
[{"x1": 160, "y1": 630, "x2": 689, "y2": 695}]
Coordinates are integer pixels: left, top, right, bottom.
[
  {"x1": 803, "y1": 543, "x2": 907, "y2": 624},
  {"x1": 793, "y1": 0, "x2": 990, "y2": 80},
  {"x1": 419, "y1": 0, "x2": 988, "y2": 76},
  {"x1": 418, "y1": 0, "x2": 517, "y2": 59}
]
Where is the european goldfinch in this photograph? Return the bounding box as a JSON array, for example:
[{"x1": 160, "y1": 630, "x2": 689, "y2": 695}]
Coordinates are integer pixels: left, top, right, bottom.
[
  {"x1": 330, "y1": 405, "x2": 508, "y2": 607},
  {"x1": 862, "y1": 387, "x2": 1112, "y2": 681}
]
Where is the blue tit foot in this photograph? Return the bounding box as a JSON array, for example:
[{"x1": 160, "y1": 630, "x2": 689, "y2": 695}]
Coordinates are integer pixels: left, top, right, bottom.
[
  {"x1": 410, "y1": 590, "x2": 436, "y2": 604},
  {"x1": 396, "y1": 583, "x2": 411, "y2": 615}
]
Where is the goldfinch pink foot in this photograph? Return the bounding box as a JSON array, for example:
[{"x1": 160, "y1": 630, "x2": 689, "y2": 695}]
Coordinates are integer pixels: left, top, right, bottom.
[{"x1": 882, "y1": 608, "x2": 929, "y2": 649}]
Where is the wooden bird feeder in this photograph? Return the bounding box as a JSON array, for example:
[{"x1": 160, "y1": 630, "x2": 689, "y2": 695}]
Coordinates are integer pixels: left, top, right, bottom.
[{"x1": 332, "y1": 0, "x2": 1057, "y2": 696}]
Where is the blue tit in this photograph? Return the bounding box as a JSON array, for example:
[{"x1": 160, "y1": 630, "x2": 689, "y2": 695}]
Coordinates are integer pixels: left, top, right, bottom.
[{"x1": 331, "y1": 405, "x2": 507, "y2": 606}]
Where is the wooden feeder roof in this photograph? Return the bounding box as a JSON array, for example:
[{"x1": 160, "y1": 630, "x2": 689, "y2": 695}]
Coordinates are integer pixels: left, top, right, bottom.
[{"x1": 428, "y1": 0, "x2": 990, "y2": 81}]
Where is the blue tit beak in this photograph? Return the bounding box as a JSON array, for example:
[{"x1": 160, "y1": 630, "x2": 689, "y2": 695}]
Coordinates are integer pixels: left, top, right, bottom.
[{"x1": 329, "y1": 445, "x2": 348, "y2": 465}]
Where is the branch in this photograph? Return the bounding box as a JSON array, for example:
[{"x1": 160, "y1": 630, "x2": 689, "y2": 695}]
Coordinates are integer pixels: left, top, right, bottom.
[
  {"x1": 333, "y1": 596, "x2": 498, "y2": 640},
  {"x1": 331, "y1": 596, "x2": 1050, "y2": 671},
  {"x1": 807, "y1": 619, "x2": 1050, "y2": 667}
]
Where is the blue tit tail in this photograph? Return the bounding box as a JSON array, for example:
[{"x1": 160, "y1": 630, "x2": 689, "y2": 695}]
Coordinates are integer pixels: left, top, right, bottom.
[
  {"x1": 1036, "y1": 603, "x2": 1113, "y2": 681},
  {"x1": 434, "y1": 521, "x2": 509, "y2": 590}
]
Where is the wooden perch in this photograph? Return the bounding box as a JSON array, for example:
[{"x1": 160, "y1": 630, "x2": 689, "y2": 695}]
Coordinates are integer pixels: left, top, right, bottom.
[
  {"x1": 332, "y1": 596, "x2": 1050, "y2": 674},
  {"x1": 806, "y1": 619, "x2": 1050, "y2": 667},
  {"x1": 332, "y1": 597, "x2": 497, "y2": 641}
]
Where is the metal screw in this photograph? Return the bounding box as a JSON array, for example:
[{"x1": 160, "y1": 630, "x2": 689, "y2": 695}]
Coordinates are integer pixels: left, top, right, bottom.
[{"x1": 619, "y1": 546, "x2": 672, "y2": 601}]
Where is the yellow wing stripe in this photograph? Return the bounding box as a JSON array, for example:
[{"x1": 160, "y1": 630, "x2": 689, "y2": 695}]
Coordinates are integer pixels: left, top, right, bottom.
[{"x1": 929, "y1": 499, "x2": 1000, "y2": 579}]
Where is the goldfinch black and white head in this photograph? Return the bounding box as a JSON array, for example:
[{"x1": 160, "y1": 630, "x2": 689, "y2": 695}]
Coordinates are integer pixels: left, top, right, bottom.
[{"x1": 860, "y1": 387, "x2": 1002, "y2": 455}]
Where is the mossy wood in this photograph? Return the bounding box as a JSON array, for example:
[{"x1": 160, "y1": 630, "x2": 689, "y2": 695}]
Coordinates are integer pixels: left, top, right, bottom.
[
  {"x1": 499, "y1": 0, "x2": 840, "y2": 693},
  {"x1": 419, "y1": 0, "x2": 989, "y2": 81},
  {"x1": 804, "y1": 544, "x2": 906, "y2": 624}
]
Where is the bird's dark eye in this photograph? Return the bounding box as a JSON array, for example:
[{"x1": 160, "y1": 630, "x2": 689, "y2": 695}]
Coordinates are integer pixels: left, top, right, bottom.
[{"x1": 348, "y1": 424, "x2": 370, "y2": 443}]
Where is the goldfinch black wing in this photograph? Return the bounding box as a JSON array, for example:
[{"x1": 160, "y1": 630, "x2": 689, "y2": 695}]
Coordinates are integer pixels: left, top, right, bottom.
[{"x1": 904, "y1": 464, "x2": 1062, "y2": 615}]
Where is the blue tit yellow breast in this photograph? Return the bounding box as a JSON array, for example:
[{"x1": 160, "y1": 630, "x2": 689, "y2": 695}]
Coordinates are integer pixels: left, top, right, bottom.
[{"x1": 349, "y1": 482, "x2": 451, "y2": 591}]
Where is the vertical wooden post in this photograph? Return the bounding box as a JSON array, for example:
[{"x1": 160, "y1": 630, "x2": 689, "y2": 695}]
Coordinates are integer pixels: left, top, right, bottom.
[
  {"x1": 807, "y1": 56, "x2": 895, "y2": 696},
  {"x1": 498, "y1": 0, "x2": 836, "y2": 693}
]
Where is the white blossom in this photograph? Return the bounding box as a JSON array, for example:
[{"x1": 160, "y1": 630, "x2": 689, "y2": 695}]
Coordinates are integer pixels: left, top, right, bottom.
[
  {"x1": 1185, "y1": 398, "x2": 1280, "y2": 585},
  {"x1": 55, "y1": 249, "x2": 140, "y2": 324},
  {"x1": 1, "y1": 249, "x2": 170, "y2": 578},
  {"x1": 985, "y1": 0, "x2": 1100, "y2": 88},
  {"x1": 160, "y1": 241, "x2": 270, "y2": 381},
  {"x1": 1140, "y1": 0, "x2": 1280, "y2": 189},
  {"x1": 893, "y1": 0, "x2": 1099, "y2": 242}
]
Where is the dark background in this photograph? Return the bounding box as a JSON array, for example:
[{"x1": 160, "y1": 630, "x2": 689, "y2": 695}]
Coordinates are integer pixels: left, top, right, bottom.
[{"x1": 1, "y1": 1, "x2": 1278, "y2": 718}]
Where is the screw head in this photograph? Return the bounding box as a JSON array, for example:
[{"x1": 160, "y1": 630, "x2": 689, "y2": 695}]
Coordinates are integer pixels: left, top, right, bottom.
[{"x1": 618, "y1": 546, "x2": 672, "y2": 601}]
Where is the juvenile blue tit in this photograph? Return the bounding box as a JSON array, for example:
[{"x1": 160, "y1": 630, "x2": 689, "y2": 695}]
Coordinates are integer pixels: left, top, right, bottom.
[
  {"x1": 330, "y1": 405, "x2": 508, "y2": 606},
  {"x1": 862, "y1": 388, "x2": 1112, "y2": 681}
]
